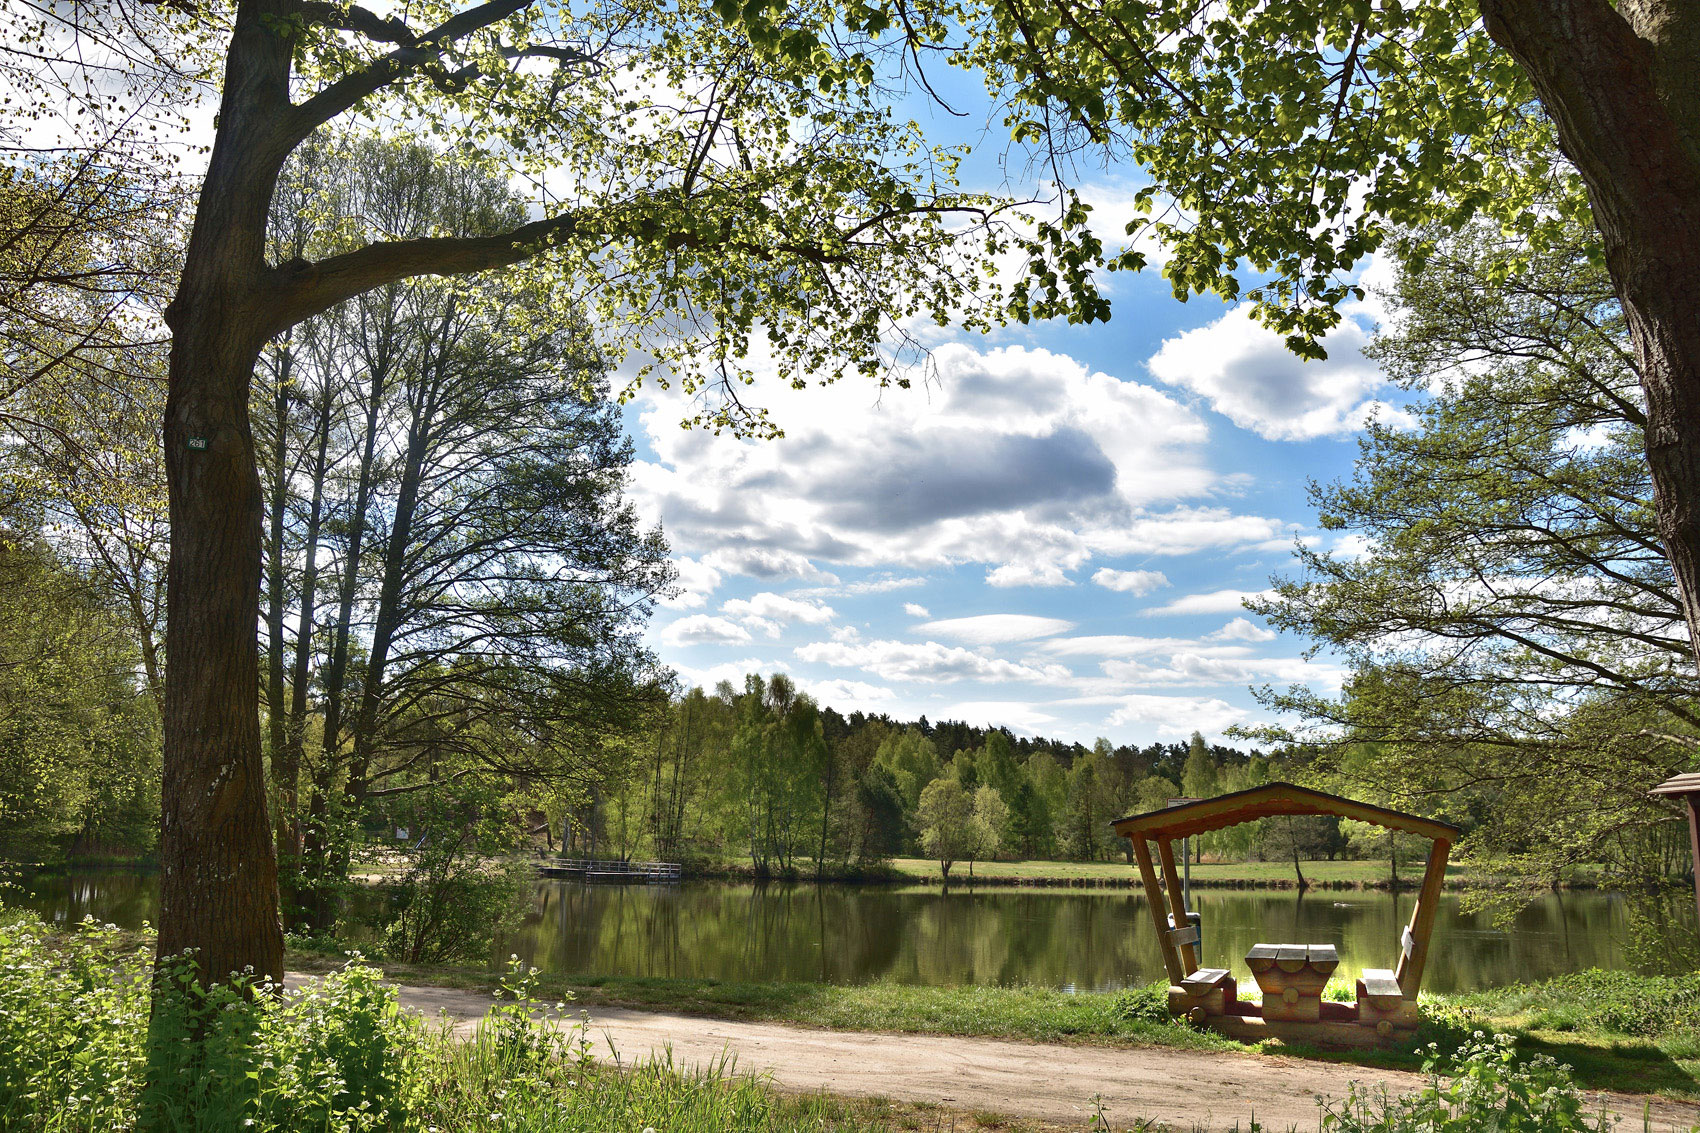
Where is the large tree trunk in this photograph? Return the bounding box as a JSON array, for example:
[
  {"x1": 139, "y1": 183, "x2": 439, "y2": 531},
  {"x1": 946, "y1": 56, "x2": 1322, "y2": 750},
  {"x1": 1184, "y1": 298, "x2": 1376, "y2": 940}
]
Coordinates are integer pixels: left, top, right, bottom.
[
  {"x1": 156, "y1": 0, "x2": 295, "y2": 988},
  {"x1": 159, "y1": 320, "x2": 285, "y2": 986},
  {"x1": 1479, "y1": 0, "x2": 1700, "y2": 670}
]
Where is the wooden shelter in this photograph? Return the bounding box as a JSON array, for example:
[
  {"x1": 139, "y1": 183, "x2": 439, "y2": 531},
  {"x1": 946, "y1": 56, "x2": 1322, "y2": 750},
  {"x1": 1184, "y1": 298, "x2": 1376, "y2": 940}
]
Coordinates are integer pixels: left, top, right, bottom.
[
  {"x1": 1111, "y1": 781, "x2": 1461, "y2": 1047},
  {"x1": 1651, "y1": 771, "x2": 1700, "y2": 927}
]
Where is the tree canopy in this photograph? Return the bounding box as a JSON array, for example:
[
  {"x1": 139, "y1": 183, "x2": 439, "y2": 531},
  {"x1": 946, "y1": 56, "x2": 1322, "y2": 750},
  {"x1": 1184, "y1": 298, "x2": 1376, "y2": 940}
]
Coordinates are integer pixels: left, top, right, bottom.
[{"x1": 1253, "y1": 213, "x2": 1696, "y2": 894}]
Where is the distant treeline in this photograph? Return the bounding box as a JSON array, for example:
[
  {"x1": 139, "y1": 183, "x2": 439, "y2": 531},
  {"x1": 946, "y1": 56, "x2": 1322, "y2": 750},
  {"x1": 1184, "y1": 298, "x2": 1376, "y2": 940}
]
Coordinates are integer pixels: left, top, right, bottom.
[{"x1": 554, "y1": 672, "x2": 1375, "y2": 877}]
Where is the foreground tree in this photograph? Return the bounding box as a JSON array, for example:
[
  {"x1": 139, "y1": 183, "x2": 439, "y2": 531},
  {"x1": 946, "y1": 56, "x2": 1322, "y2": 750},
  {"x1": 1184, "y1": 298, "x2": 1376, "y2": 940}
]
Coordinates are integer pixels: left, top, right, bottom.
[
  {"x1": 152, "y1": 0, "x2": 1034, "y2": 986},
  {"x1": 1254, "y1": 215, "x2": 1696, "y2": 894}
]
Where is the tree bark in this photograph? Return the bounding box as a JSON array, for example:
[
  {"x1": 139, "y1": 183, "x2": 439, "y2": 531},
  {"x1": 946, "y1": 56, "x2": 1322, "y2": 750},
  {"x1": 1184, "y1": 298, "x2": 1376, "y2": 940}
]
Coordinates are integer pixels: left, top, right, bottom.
[
  {"x1": 155, "y1": 0, "x2": 296, "y2": 988},
  {"x1": 1479, "y1": 0, "x2": 1700, "y2": 670}
]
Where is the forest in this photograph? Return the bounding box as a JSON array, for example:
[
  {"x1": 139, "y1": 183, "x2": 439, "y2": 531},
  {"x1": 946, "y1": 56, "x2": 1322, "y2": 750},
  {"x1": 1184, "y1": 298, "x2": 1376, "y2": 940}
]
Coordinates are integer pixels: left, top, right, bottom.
[{"x1": 560, "y1": 677, "x2": 1295, "y2": 879}]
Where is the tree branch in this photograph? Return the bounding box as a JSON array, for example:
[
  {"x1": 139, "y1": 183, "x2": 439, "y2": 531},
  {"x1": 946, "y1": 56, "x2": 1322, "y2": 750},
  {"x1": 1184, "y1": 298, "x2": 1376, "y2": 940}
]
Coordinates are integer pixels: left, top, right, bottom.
[
  {"x1": 288, "y1": 0, "x2": 534, "y2": 135},
  {"x1": 298, "y1": 1, "x2": 419, "y2": 44},
  {"x1": 266, "y1": 209, "x2": 584, "y2": 333}
]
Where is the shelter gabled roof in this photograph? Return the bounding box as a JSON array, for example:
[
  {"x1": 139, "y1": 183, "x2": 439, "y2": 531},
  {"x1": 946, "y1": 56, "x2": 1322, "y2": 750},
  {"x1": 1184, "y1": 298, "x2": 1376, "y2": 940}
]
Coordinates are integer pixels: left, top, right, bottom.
[
  {"x1": 1110, "y1": 780, "x2": 1460, "y2": 842},
  {"x1": 1652, "y1": 772, "x2": 1700, "y2": 797}
]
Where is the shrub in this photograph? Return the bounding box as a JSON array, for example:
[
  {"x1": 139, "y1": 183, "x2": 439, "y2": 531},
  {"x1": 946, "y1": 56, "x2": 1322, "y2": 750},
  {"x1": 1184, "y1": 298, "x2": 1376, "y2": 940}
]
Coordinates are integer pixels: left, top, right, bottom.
[
  {"x1": 1499, "y1": 969, "x2": 1700, "y2": 1039},
  {"x1": 375, "y1": 780, "x2": 532, "y2": 965},
  {"x1": 1320, "y1": 1033, "x2": 1613, "y2": 1133},
  {"x1": 0, "y1": 914, "x2": 923, "y2": 1132},
  {"x1": 0, "y1": 915, "x2": 151, "y2": 1130},
  {"x1": 1112, "y1": 982, "x2": 1172, "y2": 1024},
  {"x1": 1416, "y1": 998, "x2": 1486, "y2": 1050}
]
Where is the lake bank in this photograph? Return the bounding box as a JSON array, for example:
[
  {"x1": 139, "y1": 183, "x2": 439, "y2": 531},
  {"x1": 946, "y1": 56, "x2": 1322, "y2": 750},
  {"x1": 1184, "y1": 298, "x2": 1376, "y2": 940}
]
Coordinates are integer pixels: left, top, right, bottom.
[
  {"x1": 282, "y1": 953, "x2": 1700, "y2": 1103},
  {"x1": 18, "y1": 851, "x2": 1613, "y2": 893},
  {"x1": 680, "y1": 854, "x2": 1609, "y2": 891}
]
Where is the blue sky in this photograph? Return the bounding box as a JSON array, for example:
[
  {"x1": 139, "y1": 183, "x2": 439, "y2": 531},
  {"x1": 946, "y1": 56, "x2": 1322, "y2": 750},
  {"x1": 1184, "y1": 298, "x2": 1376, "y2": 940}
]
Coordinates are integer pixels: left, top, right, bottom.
[{"x1": 618, "y1": 76, "x2": 1406, "y2": 747}]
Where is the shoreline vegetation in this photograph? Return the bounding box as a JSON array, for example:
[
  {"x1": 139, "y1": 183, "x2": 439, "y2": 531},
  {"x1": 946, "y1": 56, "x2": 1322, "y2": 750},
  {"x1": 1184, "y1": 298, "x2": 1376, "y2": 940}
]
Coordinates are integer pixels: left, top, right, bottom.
[
  {"x1": 20, "y1": 851, "x2": 1617, "y2": 892},
  {"x1": 680, "y1": 855, "x2": 1608, "y2": 891}
]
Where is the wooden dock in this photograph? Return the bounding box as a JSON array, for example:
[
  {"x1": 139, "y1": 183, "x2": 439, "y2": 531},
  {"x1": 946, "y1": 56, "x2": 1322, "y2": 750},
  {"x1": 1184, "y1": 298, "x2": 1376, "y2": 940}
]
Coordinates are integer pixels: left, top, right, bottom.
[{"x1": 537, "y1": 858, "x2": 682, "y2": 884}]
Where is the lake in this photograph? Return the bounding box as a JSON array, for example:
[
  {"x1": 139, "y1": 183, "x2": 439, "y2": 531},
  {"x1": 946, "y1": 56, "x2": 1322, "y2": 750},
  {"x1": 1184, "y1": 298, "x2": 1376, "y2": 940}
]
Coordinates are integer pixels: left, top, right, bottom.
[{"x1": 19, "y1": 869, "x2": 1691, "y2": 993}]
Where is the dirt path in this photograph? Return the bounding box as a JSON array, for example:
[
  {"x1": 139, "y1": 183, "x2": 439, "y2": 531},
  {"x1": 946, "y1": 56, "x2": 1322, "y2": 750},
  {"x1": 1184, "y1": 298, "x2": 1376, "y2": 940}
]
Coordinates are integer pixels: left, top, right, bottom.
[{"x1": 288, "y1": 977, "x2": 1700, "y2": 1131}]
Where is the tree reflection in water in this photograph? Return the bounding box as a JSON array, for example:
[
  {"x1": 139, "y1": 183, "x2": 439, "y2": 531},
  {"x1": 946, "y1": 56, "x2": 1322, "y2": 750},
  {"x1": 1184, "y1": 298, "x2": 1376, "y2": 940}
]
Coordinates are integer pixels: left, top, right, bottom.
[{"x1": 22, "y1": 870, "x2": 1694, "y2": 993}]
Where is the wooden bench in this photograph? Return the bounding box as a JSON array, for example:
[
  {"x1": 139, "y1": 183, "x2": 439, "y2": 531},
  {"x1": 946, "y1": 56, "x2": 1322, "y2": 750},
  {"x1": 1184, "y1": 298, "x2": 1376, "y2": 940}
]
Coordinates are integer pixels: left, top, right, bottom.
[
  {"x1": 1181, "y1": 967, "x2": 1231, "y2": 995},
  {"x1": 1358, "y1": 968, "x2": 1402, "y2": 1002},
  {"x1": 1355, "y1": 967, "x2": 1417, "y2": 1033},
  {"x1": 1170, "y1": 966, "x2": 1236, "y2": 1021}
]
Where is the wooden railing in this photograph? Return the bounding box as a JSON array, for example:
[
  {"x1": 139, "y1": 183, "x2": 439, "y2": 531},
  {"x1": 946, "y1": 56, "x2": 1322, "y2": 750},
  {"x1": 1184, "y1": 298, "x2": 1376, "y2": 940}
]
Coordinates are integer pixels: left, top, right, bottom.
[{"x1": 539, "y1": 858, "x2": 682, "y2": 883}]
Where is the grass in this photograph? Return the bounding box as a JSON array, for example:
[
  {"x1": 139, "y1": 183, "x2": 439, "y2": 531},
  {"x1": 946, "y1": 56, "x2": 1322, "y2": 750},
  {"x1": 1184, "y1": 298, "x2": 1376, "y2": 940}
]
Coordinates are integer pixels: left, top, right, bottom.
[
  {"x1": 289, "y1": 949, "x2": 1700, "y2": 1103},
  {"x1": 290, "y1": 949, "x2": 1236, "y2": 1051}
]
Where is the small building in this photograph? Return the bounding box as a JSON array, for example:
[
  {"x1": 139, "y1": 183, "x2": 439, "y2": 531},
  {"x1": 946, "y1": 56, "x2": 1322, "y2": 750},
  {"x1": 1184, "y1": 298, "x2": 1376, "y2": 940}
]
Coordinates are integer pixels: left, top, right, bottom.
[{"x1": 1111, "y1": 781, "x2": 1460, "y2": 1047}]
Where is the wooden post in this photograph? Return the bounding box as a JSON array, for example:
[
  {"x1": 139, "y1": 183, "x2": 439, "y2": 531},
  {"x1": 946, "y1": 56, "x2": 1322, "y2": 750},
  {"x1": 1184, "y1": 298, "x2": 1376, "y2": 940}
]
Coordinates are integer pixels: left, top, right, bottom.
[
  {"x1": 1155, "y1": 837, "x2": 1199, "y2": 975},
  {"x1": 1133, "y1": 837, "x2": 1184, "y2": 984},
  {"x1": 1686, "y1": 796, "x2": 1700, "y2": 928},
  {"x1": 1395, "y1": 837, "x2": 1449, "y2": 995}
]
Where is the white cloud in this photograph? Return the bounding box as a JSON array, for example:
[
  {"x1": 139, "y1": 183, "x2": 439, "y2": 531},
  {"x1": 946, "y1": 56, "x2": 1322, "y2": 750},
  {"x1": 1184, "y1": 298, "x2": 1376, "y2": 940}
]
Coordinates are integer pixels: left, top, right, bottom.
[
  {"x1": 1091, "y1": 568, "x2": 1170, "y2": 595},
  {"x1": 794, "y1": 638, "x2": 1070, "y2": 685},
  {"x1": 916, "y1": 614, "x2": 1075, "y2": 645},
  {"x1": 939, "y1": 700, "x2": 1057, "y2": 734},
  {"x1": 630, "y1": 343, "x2": 1237, "y2": 587},
  {"x1": 986, "y1": 562, "x2": 1074, "y2": 587},
  {"x1": 799, "y1": 678, "x2": 899, "y2": 708},
  {"x1": 1100, "y1": 653, "x2": 1340, "y2": 689},
  {"x1": 721, "y1": 592, "x2": 836, "y2": 628},
  {"x1": 1206, "y1": 616, "x2": 1277, "y2": 643},
  {"x1": 796, "y1": 575, "x2": 929, "y2": 597},
  {"x1": 1147, "y1": 304, "x2": 1404, "y2": 440},
  {"x1": 903, "y1": 602, "x2": 930, "y2": 618},
  {"x1": 1101, "y1": 508, "x2": 1299, "y2": 557},
  {"x1": 1099, "y1": 694, "x2": 1253, "y2": 740},
  {"x1": 660, "y1": 615, "x2": 752, "y2": 647},
  {"x1": 1037, "y1": 634, "x2": 1209, "y2": 658},
  {"x1": 1145, "y1": 588, "x2": 1275, "y2": 616},
  {"x1": 701, "y1": 547, "x2": 836, "y2": 582},
  {"x1": 659, "y1": 555, "x2": 723, "y2": 609}
]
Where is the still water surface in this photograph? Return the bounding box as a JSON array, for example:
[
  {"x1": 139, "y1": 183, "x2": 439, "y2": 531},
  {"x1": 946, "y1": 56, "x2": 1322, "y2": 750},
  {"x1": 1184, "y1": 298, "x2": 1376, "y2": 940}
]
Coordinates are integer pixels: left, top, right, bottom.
[{"x1": 23, "y1": 869, "x2": 1687, "y2": 993}]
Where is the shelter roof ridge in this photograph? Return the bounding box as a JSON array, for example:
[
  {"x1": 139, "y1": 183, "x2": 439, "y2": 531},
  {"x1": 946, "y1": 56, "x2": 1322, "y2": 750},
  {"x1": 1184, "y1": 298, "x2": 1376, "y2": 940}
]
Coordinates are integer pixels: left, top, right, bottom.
[
  {"x1": 1110, "y1": 780, "x2": 1461, "y2": 842},
  {"x1": 1651, "y1": 771, "x2": 1700, "y2": 796}
]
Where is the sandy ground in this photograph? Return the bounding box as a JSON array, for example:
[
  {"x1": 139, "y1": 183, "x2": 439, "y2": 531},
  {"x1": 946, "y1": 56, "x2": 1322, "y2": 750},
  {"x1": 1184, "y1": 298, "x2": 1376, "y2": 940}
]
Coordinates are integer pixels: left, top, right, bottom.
[{"x1": 285, "y1": 975, "x2": 1700, "y2": 1132}]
